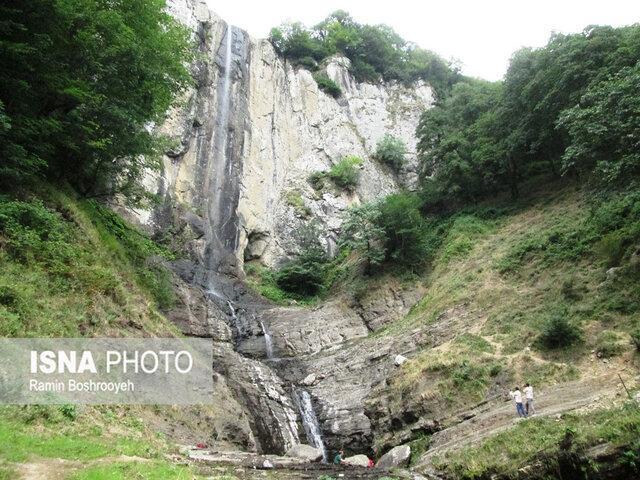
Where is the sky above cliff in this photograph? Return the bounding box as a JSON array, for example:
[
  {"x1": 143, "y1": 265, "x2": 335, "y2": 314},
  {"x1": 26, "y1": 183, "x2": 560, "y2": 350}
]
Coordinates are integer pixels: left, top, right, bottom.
[{"x1": 207, "y1": 0, "x2": 640, "y2": 81}]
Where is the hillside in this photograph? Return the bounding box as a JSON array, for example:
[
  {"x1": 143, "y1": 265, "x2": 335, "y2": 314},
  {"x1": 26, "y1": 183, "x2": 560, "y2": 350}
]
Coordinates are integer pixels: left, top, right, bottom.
[{"x1": 364, "y1": 181, "x2": 640, "y2": 477}]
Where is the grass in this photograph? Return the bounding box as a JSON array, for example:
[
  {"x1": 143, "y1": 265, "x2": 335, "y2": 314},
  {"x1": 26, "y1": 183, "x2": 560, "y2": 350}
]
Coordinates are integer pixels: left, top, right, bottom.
[
  {"x1": 0, "y1": 406, "x2": 166, "y2": 463},
  {"x1": 70, "y1": 462, "x2": 204, "y2": 480},
  {"x1": 0, "y1": 186, "x2": 179, "y2": 336},
  {"x1": 284, "y1": 190, "x2": 312, "y2": 217},
  {"x1": 433, "y1": 402, "x2": 640, "y2": 478},
  {"x1": 313, "y1": 72, "x2": 342, "y2": 98}
]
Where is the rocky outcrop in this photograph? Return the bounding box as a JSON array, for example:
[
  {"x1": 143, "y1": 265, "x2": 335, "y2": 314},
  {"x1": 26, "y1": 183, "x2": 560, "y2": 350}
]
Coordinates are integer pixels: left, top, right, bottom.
[
  {"x1": 285, "y1": 444, "x2": 324, "y2": 462},
  {"x1": 343, "y1": 454, "x2": 371, "y2": 467},
  {"x1": 238, "y1": 49, "x2": 433, "y2": 266}
]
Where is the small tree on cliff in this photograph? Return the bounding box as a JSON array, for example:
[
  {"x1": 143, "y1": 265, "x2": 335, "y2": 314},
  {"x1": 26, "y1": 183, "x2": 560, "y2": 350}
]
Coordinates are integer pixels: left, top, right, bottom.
[{"x1": 341, "y1": 202, "x2": 386, "y2": 274}]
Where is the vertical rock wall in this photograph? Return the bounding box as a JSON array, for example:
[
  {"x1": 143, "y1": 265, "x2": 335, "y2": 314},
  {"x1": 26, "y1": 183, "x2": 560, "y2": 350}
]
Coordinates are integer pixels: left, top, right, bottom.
[{"x1": 137, "y1": 0, "x2": 434, "y2": 270}]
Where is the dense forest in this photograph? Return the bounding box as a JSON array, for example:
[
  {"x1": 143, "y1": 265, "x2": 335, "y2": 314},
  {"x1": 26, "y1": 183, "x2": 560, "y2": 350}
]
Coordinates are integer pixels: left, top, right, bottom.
[
  {"x1": 0, "y1": 0, "x2": 192, "y2": 205},
  {"x1": 417, "y1": 25, "x2": 640, "y2": 207}
]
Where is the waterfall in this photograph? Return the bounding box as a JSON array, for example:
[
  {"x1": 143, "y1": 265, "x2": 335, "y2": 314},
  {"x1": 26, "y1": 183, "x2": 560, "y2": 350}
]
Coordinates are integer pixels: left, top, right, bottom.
[
  {"x1": 260, "y1": 321, "x2": 274, "y2": 359},
  {"x1": 204, "y1": 24, "x2": 240, "y2": 276},
  {"x1": 294, "y1": 389, "x2": 327, "y2": 462}
]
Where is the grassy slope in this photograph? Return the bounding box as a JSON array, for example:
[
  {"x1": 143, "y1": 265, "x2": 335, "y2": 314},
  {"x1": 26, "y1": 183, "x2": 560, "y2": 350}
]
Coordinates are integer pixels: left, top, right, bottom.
[
  {"x1": 374, "y1": 182, "x2": 639, "y2": 475},
  {"x1": 0, "y1": 185, "x2": 217, "y2": 479},
  {"x1": 0, "y1": 184, "x2": 179, "y2": 337}
]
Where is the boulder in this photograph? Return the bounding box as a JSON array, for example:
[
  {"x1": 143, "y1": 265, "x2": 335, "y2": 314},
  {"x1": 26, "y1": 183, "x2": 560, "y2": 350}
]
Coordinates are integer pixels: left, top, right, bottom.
[
  {"x1": 376, "y1": 444, "x2": 411, "y2": 469},
  {"x1": 300, "y1": 373, "x2": 317, "y2": 386},
  {"x1": 285, "y1": 444, "x2": 323, "y2": 462},
  {"x1": 342, "y1": 454, "x2": 370, "y2": 467},
  {"x1": 394, "y1": 354, "x2": 408, "y2": 366}
]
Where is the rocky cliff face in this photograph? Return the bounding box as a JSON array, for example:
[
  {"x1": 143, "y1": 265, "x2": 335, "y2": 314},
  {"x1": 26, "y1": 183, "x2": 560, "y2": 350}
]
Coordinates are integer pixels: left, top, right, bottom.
[
  {"x1": 135, "y1": 0, "x2": 433, "y2": 270},
  {"x1": 126, "y1": 0, "x2": 435, "y2": 458}
]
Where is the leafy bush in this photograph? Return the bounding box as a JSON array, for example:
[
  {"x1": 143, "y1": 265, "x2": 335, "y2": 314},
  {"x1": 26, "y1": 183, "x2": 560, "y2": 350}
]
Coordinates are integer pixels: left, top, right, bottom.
[
  {"x1": 275, "y1": 224, "x2": 329, "y2": 298},
  {"x1": 275, "y1": 260, "x2": 326, "y2": 297},
  {"x1": 308, "y1": 171, "x2": 327, "y2": 190},
  {"x1": 328, "y1": 155, "x2": 363, "y2": 191},
  {"x1": 632, "y1": 329, "x2": 640, "y2": 352},
  {"x1": 59, "y1": 404, "x2": 78, "y2": 421},
  {"x1": 374, "y1": 134, "x2": 406, "y2": 171},
  {"x1": 595, "y1": 231, "x2": 627, "y2": 267},
  {"x1": 0, "y1": 199, "x2": 74, "y2": 267},
  {"x1": 313, "y1": 72, "x2": 342, "y2": 98},
  {"x1": 536, "y1": 313, "x2": 583, "y2": 349}
]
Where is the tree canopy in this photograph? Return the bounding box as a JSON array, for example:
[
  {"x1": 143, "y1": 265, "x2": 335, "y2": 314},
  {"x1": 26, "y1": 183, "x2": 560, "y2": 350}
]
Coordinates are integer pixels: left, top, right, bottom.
[
  {"x1": 416, "y1": 24, "x2": 640, "y2": 207},
  {"x1": 269, "y1": 11, "x2": 460, "y2": 94},
  {"x1": 0, "y1": 0, "x2": 192, "y2": 203}
]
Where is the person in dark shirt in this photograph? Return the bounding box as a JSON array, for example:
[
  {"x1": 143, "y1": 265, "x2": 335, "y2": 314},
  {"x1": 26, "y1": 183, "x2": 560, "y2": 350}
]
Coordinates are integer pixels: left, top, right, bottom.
[{"x1": 333, "y1": 450, "x2": 344, "y2": 465}]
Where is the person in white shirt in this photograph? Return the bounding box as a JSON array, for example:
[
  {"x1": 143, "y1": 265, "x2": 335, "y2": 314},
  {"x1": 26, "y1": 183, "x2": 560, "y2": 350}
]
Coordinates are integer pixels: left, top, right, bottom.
[
  {"x1": 509, "y1": 386, "x2": 527, "y2": 417},
  {"x1": 524, "y1": 383, "x2": 535, "y2": 415}
]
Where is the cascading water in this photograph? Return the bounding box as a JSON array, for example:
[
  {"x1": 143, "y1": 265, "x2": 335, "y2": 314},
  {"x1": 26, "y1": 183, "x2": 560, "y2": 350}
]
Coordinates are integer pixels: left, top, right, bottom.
[
  {"x1": 295, "y1": 389, "x2": 328, "y2": 462},
  {"x1": 195, "y1": 22, "x2": 304, "y2": 455},
  {"x1": 260, "y1": 321, "x2": 274, "y2": 359},
  {"x1": 203, "y1": 24, "x2": 241, "y2": 278}
]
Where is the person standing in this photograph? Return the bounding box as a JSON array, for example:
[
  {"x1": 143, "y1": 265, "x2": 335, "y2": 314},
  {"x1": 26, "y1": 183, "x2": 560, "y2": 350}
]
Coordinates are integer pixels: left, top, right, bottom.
[
  {"x1": 509, "y1": 386, "x2": 527, "y2": 418},
  {"x1": 334, "y1": 450, "x2": 345, "y2": 465},
  {"x1": 524, "y1": 383, "x2": 535, "y2": 416}
]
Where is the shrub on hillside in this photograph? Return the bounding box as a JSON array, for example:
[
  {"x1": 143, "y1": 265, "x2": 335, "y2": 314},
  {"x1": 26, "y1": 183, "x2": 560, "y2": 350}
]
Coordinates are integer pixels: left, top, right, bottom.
[
  {"x1": 0, "y1": 199, "x2": 76, "y2": 268},
  {"x1": 377, "y1": 193, "x2": 428, "y2": 269},
  {"x1": 536, "y1": 313, "x2": 583, "y2": 349},
  {"x1": 313, "y1": 72, "x2": 342, "y2": 98},
  {"x1": 308, "y1": 171, "x2": 327, "y2": 190},
  {"x1": 284, "y1": 190, "x2": 312, "y2": 217},
  {"x1": 328, "y1": 155, "x2": 363, "y2": 191},
  {"x1": 275, "y1": 224, "x2": 329, "y2": 297},
  {"x1": 375, "y1": 134, "x2": 406, "y2": 172},
  {"x1": 595, "y1": 330, "x2": 626, "y2": 358},
  {"x1": 630, "y1": 329, "x2": 640, "y2": 352}
]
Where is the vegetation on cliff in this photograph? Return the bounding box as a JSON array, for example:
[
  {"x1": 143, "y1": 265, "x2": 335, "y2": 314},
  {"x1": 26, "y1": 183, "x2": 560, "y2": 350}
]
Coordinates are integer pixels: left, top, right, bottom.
[{"x1": 268, "y1": 10, "x2": 460, "y2": 93}]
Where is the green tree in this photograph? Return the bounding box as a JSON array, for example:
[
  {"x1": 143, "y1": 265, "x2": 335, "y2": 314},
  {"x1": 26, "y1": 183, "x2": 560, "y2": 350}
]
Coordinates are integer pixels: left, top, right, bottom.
[
  {"x1": 340, "y1": 202, "x2": 386, "y2": 274},
  {"x1": 417, "y1": 80, "x2": 507, "y2": 202},
  {"x1": 377, "y1": 193, "x2": 427, "y2": 269},
  {"x1": 375, "y1": 134, "x2": 407, "y2": 172},
  {"x1": 558, "y1": 64, "x2": 640, "y2": 183},
  {"x1": 0, "y1": 0, "x2": 192, "y2": 203},
  {"x1": 268, "y1": 12, "x2": 457, "y2": 91}
]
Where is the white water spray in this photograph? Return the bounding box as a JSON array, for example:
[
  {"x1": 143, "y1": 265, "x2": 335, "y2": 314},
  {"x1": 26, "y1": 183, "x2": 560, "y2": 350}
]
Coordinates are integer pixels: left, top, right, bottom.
[
  {"x1": 260, "y1": 321, "x2": 274, "y2": 359},
  {"x1": 295, "y1": 389, "x2": 327, "y2": 462}
]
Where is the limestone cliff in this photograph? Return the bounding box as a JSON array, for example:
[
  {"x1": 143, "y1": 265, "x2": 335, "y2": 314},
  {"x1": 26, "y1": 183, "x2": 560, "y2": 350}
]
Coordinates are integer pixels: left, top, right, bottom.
[{"x1": 135, "y1": 0, "x2": 433, "y2": 270}]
